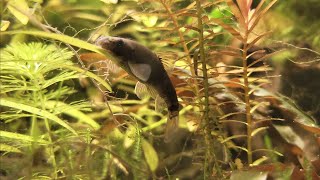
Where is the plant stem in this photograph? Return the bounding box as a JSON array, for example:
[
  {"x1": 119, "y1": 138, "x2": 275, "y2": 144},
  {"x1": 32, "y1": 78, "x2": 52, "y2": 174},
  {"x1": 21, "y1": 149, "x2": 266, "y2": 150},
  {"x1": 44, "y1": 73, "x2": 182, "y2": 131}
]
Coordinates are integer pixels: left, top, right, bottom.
[
  {"x1": 44, "y1": 118, "x2": 58, "y2": 178},
  {"x1": 37, "y1": 88, "x2": 58, "y2": 178},
  {"x1": 160, "y1": 0, "x2": 201, "y2": 102},
  {"x1": 196, "y1": 1, "x2": 209, "y2": 124},
  {"x1": 242, "y1": 34, "x2": 253, "y2": 165},
  {"x1": 195, "y1": 0, "x2": 221, "y2": 178}
]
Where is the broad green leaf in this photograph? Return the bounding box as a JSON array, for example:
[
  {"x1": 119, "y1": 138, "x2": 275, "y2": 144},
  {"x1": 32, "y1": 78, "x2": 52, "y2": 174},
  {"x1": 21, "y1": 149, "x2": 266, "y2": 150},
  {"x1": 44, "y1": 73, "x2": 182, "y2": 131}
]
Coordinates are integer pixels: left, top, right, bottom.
[
  {"x1": 123, "y1": 125, "x2": 136, "y2": 148},
  {"x1": 230, "y1": 170, "x2": 268, "y2": 180},
  {"x1": 141, "y1": 16, "x2": 158, "y2": 27},
  {"x1": 0, "y1": 98, "x2": 77, "y2": 135},
  {"x1": 0, "y1": 131, "x2": 49, "y2": 144},
  {"x1": 210, "y1": 7, "x2": 226, "y2": 19},
  {"x1": 8, "y1": 0, "x2": 29, "y2": 25},
  {"x1": 1, "y1": 20, "x2": 10, "y2": 31},
  {"x1": 100, "y1": 0, "x2": 118, "y2": 4},
  {"x1": 142, "y1": 139, "x2": 158, "y2": 172},
  {"x1": 0, "y1": 143, "x2": 22, "y2": 153}
]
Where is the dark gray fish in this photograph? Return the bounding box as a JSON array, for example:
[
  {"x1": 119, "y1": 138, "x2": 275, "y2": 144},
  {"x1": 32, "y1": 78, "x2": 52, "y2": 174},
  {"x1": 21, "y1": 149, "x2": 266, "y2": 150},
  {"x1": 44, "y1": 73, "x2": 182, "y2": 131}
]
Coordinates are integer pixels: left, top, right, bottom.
[{"x1": 95, "y1": 36, "x2": 179, "y2": 142}]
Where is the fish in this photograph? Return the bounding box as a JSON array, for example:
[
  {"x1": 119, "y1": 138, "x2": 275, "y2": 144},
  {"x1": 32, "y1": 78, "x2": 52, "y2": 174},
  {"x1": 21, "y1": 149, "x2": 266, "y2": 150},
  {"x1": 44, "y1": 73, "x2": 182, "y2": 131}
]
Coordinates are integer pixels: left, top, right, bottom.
[{"x1": 95, "y1": 36, "x2": 180, "y2": 142}]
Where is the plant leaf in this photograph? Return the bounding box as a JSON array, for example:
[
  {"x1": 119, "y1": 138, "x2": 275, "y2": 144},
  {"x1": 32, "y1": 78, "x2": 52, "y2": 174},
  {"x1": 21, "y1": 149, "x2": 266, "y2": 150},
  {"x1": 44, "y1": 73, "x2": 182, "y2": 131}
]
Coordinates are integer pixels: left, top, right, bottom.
[
  {"x1": 248, "y1": 31, "x2": 272, "y2": 49},
  {"x1": 142, "y1": 139, "x2": 158, "y2": 172},
  {"x1": 123, "y1": 125, "x2": 136, "y2": 148},
  {"x1": 8, "y1": 0, "x2": 29, "y2": 25},
  {"x1": 63, "y1": 65, "x2": 112, "y2": 92},
  {"x1": 252, "y1": 156, "x2": 269, "y2": 166},
  {"x1": 1, "y1": 30, "x2": 111, "y2": 58},
  {"x1": 226, "y1": 0, "x2": 246, "y2": 29},
  {"x1": 248, "y1": 0, "x2": 277, "y2": 33},
  {"x1": 0, "y1": 20, "x2": 10, "y2": 31},
  {"x1": 277, "y1": 94, "x2": 319, "y2": 131},
  {"x1": 210, "y1": 19, "x2": 244, "y2": 41},
  {"x1": 0, "y1": 131, "x2": 49, "y2": 144},
  {"x1": 251, "y1": 127, "x2": 268, "y2": 137},
  {"x1": 44, "y1": 101, "x2": 100, "y2": 130},
  {"x1": 221, "y1": 134, "x2": 247, "y2": 143},
  {"x1": 273, "y1": 124, "x2": 305, "y2": 150},
  {"x1": 0, "y1": 143, "x2": 22, "y2": 153},
  {"x1": 230, "y1": 170, "x2": 268, "y2": 180},
  {"x1": 252, "y1": 149, "x2": 283, "y2": 157},
  {"x1": 0, "y1": 98, "x2": 77, "y2": 135}
]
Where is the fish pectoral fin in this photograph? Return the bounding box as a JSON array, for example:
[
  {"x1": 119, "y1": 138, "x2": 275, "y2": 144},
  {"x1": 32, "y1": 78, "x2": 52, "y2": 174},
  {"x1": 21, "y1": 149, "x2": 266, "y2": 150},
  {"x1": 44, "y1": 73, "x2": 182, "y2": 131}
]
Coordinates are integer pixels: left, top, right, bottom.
[
  {"x1": 164, "y1": 115, "x2": 179, "y2": 143},
  {"x1": 134, "y1": 81, "x2": 150, "y2": 99},
  {"x1": 128, "y1": 61, "x2": 151, "y2": 82},
  {"x1": 155, "y1": 95, "x2": 166, "y2": 113},
  {"x1": 146, "y1": 85, "x2": 158, "y2": 99}
]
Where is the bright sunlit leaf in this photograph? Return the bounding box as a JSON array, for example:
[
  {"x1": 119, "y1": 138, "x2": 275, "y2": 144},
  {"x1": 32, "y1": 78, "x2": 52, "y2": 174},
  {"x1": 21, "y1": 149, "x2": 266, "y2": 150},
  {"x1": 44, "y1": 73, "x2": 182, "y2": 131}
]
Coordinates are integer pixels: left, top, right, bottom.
[
  {"x1": 0, "y1": 99, "x2": 77, "y2": 135},
  {"x1": 8, "y1": 0, "x2": 29, "y2": 25},
  {"x1": 44, "y1": 101, "x2": 100, "y2": 130},
  {"x1": 0, "y1": 20, "x2": 10, "y2": 31},
  {"x1": 141, "y1": 16, "x2": 158, "y2": 27},
  {"x1": 142, "y1": 139, "x2": 158, "y2": 172},
  {"x1": 0, "y1": 131, "x2": 49, "y2": 144},
  {"x1": 123, "y1": 125, "x2": 136, "y2": 148},
  {"x1": 252, "y1": 156, "x2": 269, "y2": 166},
  {"x1": 100, "y1": 0, "x2": 118, "y2": 4},
  {"x1": 230, "y1": 170, "x2": 268, "y2": 180},
  {"x1": 0, "y1": 144, "x2": 22, "y2": 153}
]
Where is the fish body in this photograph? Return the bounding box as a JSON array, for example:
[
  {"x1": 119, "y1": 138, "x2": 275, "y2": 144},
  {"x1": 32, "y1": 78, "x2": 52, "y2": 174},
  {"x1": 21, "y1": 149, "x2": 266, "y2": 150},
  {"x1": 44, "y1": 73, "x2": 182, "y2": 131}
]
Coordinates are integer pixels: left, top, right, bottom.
[{"x1": 95, "y1": 36, "x2": 179, "y2": 142}]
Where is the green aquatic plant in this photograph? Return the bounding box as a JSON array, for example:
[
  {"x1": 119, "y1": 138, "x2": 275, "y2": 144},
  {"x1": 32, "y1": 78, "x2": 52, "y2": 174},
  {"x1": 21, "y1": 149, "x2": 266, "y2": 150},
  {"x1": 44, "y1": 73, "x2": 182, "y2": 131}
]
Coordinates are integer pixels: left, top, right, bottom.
[{"x1": 0, "y1": 42, "x2": 99, "y2": 178}]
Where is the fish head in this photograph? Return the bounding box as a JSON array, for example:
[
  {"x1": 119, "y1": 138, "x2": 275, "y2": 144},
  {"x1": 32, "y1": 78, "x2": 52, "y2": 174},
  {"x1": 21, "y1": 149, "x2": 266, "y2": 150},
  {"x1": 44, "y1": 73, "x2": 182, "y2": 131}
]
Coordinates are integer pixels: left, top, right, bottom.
[{"x1": 95, "y1": 36, "x2": 133, "y2": 58}]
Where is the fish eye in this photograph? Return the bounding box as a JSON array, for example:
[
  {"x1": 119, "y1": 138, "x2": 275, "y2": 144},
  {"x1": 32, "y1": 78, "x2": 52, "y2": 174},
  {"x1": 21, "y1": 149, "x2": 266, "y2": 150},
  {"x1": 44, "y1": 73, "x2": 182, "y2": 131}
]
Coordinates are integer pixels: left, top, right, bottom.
[{"x1": 116, "y1": 40, "x2": 124, "y2": 48}]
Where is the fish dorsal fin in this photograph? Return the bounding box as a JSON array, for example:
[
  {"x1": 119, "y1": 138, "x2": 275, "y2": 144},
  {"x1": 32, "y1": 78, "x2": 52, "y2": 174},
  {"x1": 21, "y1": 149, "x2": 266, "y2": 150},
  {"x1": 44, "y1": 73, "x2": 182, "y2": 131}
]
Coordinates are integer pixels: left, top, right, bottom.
[
  {"x1": 134, "y1": 81, "x2": 150, "y2": 99},
  {"x1": 155, "y1": 95, "x2": 166, "y2": 113},
  {"x1": 128, "y1": 61, "x2": 151, "y2": 82}
]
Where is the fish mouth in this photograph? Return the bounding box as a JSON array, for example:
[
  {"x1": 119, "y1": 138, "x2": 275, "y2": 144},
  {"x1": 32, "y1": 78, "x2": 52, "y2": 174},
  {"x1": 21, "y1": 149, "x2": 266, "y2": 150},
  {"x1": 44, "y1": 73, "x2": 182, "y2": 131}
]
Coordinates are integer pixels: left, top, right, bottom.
[
  {"x1": 95, "y1": 36, "x2": 111, "y2": 47},
  {"x1": 95, "y1": 36, "x2": 122, "y2": 53}
]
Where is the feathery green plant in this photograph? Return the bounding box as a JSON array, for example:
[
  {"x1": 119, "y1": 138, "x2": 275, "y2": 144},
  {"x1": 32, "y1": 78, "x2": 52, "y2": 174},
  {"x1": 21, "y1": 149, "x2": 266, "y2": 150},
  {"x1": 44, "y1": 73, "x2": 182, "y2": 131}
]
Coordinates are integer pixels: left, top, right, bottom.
[
  {"x1": 2, "y1": 0, "x2": 319, "y2": 179},
  {"x1": 0, "y1": 42, "x2": 98, "y2": 178}
]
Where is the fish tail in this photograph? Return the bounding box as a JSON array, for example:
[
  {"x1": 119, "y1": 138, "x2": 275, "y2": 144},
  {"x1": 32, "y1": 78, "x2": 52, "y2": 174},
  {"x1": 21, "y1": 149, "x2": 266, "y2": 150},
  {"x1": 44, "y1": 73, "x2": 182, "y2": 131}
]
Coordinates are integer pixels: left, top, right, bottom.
[{"x1": 164, "y1": 112, "x2": 179, "y2": 143}]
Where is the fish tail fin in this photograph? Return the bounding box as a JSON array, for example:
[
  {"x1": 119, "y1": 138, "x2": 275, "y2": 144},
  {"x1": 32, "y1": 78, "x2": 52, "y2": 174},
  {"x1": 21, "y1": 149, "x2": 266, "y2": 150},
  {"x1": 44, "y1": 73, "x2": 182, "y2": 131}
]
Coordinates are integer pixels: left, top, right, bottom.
[{"x1": 164, "y1": 112, "x2": 179, "y2": 143}]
